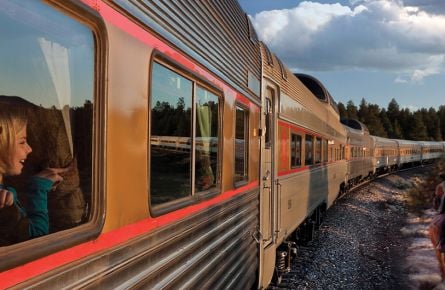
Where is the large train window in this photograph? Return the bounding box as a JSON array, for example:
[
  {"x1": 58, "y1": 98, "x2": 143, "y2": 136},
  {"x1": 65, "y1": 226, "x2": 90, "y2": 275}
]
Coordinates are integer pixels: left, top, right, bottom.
[
  {"x1": 234, "y1": 105, "x2": 248, "y2": 184},
  {"x1": 0, "y1": 0, "x2": 99, "y2": 264},
  {"x1": 150, "y1": 62, "x2": 220, "y2": 208},
  {"x1": 291, "y1": 133, "x2": 302, "y2": 168},
  {"x1": 305, "y1": 134, "x2": 314, "y2": 165}
]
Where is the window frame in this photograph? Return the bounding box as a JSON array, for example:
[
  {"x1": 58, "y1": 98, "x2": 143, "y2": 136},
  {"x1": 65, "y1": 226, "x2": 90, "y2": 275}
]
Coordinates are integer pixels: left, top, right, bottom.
[
  {"x1": 148, "y1": 54, "x2": 223, "y2": 217},
  {"x1": 233, "y1": 103, "x2": 249, "y2": 187},
  {"x1": 322, "y1": 139, "x2": 328, "y2": 162},
  {"x1": 304, "y1": 134, "x2": 314, "y2": 166},
  {"x1": 315, "y1": 137, "x2": 322, "y2": 164},
  {"x1": 290, "y1": 132, "x2": 302, "y2": 168},
  {"x1": 0, "y1": 0, "x2": 106, "y2": 271}
]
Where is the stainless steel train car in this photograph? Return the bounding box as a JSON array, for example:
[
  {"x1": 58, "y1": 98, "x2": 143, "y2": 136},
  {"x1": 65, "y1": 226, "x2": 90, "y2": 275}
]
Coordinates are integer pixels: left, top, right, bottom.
[
  {"x1": 372, "y1": 136, "x2": 399, "y2": 174},
  {"x1": 341, "y1": 119, "x2": 374, "y2": 187},
  {"x1": 395, "y1": 139, "x2": 422, "y2": 168},
  {"x1": 1, "y1": 0, "x2": 262, "y2": 288},
  {"x1": 421, "y1": 141, "x2": 445, "y2": 162},
  {"x1": 0, "y1": 1, "x2": 443, "y2": 289},
  {"x1": 258, "y1": 46, "x2": 348, "y2": 286}
]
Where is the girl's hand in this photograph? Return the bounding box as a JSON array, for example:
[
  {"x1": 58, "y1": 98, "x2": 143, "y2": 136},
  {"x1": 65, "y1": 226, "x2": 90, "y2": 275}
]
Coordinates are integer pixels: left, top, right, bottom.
[
  {"x1": 0, "y1": 189, "x2": 14, "y2": 209},
  {"x1": 35, "y1": 167, "x2": 70, "y2": 185}
]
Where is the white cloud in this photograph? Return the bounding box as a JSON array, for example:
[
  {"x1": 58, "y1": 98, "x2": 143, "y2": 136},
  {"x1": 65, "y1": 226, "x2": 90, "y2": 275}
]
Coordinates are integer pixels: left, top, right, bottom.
[
  {"x1": 394, "y1": 76, "x2": 408, "y2": 83},
  {"x1": 250, "y1": 0, "x2": 445, "y2": 83},
  {"x1": 410, "y1": 55, "x2": 444, "y2": 83}
]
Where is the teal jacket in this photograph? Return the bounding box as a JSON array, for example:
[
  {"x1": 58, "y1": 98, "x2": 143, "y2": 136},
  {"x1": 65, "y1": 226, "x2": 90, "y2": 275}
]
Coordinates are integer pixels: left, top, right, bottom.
[{"x1": 0, "y1": 177, "x2": 53, "y2": 246}]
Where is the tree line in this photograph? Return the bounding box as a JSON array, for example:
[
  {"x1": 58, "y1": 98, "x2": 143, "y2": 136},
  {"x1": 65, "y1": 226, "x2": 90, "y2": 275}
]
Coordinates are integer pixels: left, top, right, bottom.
[{"x1": 337, "y1": 98, "x2": 445, "y2": 141}]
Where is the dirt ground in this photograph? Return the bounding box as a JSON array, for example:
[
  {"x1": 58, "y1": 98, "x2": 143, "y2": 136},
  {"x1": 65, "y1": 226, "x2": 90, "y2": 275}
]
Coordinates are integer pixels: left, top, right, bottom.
[{"x1": 287, "y1": 167, "x2": 444, "y2": 289}]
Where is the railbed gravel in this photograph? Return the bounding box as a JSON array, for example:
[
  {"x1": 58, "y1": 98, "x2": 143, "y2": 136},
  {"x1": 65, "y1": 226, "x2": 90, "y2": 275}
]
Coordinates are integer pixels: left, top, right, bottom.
[{"x1": 278, "y1": 168, "x2": 440, "y2": 289}]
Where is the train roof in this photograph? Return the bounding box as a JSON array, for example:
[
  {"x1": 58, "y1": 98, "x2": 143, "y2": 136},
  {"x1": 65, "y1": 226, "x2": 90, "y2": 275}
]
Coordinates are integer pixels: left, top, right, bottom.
[
  {"x1": 340, "y1": 119, "x2": 370, "y2": 134},
  {"x1": 371, "y1": 135, "x2": 398, "y2": 145},
  {"x1": 259, "y1": 43, "x2": 346, "y2": 141},
  {"x1": 294, "y1": 73, "x2": 339, "y2": 114},
  {"x1": 393, "y1": 139, "x2": 421, "y2": 146}
]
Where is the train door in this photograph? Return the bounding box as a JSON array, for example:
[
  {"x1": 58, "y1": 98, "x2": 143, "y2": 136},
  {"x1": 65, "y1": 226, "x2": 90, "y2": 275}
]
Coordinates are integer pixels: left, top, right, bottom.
[
  {"x1": 262, "y1": 87, "x2": 275, "y2": 244},
  {"x1": 259, "y1": 84, "x2": 278, "y2": 287}
]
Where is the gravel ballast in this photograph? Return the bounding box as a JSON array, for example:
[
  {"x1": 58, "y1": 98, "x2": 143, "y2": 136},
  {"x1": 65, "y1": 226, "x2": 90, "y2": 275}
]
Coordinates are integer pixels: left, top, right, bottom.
[{"x1": 283, "y1": 168, "x2": 443, "y2": 289}]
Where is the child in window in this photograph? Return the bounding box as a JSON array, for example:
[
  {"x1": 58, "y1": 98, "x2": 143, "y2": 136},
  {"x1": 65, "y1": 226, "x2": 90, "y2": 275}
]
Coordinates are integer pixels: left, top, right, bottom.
[{"x1": 0, "y1": 108, "x2": 67, "y2": 246}]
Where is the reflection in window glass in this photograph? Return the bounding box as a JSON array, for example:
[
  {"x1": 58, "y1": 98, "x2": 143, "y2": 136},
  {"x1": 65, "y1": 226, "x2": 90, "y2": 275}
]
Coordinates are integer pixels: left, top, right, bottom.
[
  {"x1": 150, "y1": 63, "x2": 193, "y2": 205},
  {"x1": 291, "y1": 134, "x2": 301, "y2": 168},
  {"x1": 315, "y1": 137, "x2": 321, "y2": 164},
  {"x1": 323, "y1": 139, "x2": 328, "y2": 162},
  {"x1": 234, "y1": 106, "x2": 248, "y2": 182},
  {"x1": 305, "y1": 135, "x2": 313, "y2": 165},
  {"x1": 195, "y1": 87, "x2": 219, "y2": 191},
  {"x1": 0, "y1": 0, "x2": 94, "y2": 242},
  {"x1": 150, "y1": 63, "x2": 221, "y2": 207}
]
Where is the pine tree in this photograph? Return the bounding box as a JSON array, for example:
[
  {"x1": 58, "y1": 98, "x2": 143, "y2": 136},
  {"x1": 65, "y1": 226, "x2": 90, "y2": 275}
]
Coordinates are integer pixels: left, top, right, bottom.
[
  {"x1": 387, "y1": 98, "x2": 401, "y2": 137},
  {"x1": 380, "y1": 109, "x2": 393, "y2": 138},
  {"x1": 392, "y1": 119, "x2": 403, "y2": 139},
  {"x1": 337, "y1": 102, "x2": 347, "y2": 119},
  {"x1": 365, "y1": 104, "x2": 387, "y2": 137},
  {"x1": 346, "y1": 100, "x2": 358, "y2": 120},
  {"x1": 439, "y1": 105, "x2": 445, "y2": 140},
  {"x1": 407, "y1": 111, "x2": 428, "y2": 140}
]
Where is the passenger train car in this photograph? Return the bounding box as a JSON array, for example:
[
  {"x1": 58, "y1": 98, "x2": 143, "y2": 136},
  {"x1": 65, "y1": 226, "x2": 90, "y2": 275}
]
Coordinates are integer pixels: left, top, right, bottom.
[
  {"x1": 341, "y1": 119, "x2": 374, "y2": 188},
  {"x1": 0, "y1": 1, "x2": 444, "y2": 289},
  {"x1": 396, "y1": 140, "x2": 422, "y2": 168}
]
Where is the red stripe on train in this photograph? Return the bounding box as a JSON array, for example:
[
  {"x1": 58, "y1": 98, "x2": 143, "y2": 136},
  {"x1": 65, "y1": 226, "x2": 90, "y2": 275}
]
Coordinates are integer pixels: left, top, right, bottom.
[{"x1": 0, "y1": 181, "x2": 259, "y2": 287}]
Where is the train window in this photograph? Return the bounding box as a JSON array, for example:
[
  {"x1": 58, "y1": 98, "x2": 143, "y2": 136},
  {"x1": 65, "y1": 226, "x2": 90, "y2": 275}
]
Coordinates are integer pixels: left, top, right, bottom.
[
  {"x1": 315, "y1": 137, "x2": 322, "y2": 164},
  {"x1": 323, "y1": 139, "x2": 328, "y2": 162},
  {"x1": 291, "y1": 133, "x2": 302, "y2": 168},
  {"x1": 150, "y1": 63, "x2": 193, "y2": 205},
  {"x1": 150, "y1": 62, "x2": 221, "y2": 207},
  {"x1": 0, "y1": 0, "x2": 95, "y2": 250},
  {"x1": 234, "y1": 105, "x2": 248, "y2": 183},
  {"x1": 195, "y1": 87, "x2": 219, "y2": 192},
  {"x1": 265, "y1": 97, "x2": 272, "y2": 149},
  {"x1": 305, "y1": 134, "x2": 314, "y2": 165}
]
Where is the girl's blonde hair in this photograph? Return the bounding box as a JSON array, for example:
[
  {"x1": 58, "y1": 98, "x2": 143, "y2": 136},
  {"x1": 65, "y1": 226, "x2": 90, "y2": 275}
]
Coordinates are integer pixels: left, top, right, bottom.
[{"x1": 0, "y1": 107, "x2": 27, "y2": 174}]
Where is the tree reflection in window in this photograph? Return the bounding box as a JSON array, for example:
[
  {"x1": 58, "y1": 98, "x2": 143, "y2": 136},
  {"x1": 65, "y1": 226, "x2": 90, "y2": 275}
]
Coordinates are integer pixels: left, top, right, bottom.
[
  {"x1": 150, "y1": 63, "x2": 220, "y2": 207},
  {"x1": 150, "y1": 63, "x2": 192, "y2": 205}
]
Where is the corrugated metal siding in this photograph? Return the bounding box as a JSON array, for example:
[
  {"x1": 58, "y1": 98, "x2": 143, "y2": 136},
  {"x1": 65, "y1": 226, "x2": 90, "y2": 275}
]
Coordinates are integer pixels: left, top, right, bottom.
[
  {"x1": 261, "y1": 43, "x2": 346, "y2": 140},
  {"x1": 17, "y1": 189, "x2": 259, "y2": 289},
  {"x1": 111, "y1": 0, "x2": 261, "y2": 101}
]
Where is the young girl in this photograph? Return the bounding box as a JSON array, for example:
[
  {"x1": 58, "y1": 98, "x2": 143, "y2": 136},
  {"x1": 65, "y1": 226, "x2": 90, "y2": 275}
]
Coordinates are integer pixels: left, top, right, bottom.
[{"x1": 0, "y1": 107, "x2": 67, "y2": 246}]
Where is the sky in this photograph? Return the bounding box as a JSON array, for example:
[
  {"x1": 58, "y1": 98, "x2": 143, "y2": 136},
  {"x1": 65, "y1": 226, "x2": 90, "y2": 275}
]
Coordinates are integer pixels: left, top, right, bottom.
[{"x1": 238, "y1": 0, "x2": 445, "y2": 111}]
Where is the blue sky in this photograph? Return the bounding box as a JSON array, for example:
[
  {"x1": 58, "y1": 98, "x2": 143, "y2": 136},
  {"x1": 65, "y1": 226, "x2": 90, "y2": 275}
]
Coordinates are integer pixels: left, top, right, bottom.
[{"x1": 238, "y1": 0, "x2": 445, "y2": 110}]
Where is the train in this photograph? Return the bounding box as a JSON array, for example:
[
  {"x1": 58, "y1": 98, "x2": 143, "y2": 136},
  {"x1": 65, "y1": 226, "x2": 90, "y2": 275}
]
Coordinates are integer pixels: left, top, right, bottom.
[{"x1": 0, "y1": 0, "x2": 444, "y2": 288}]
